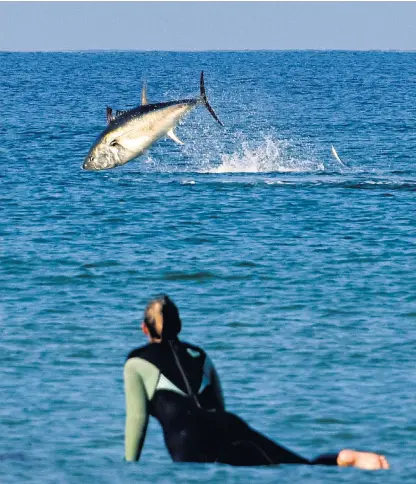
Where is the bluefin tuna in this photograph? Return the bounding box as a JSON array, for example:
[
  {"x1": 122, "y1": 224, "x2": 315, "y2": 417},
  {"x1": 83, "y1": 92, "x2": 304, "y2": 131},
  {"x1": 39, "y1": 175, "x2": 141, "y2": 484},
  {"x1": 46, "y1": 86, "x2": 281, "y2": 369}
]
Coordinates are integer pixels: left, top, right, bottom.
[{"x1": 83, "y1": 71, "x2": 223, "y2": 171}]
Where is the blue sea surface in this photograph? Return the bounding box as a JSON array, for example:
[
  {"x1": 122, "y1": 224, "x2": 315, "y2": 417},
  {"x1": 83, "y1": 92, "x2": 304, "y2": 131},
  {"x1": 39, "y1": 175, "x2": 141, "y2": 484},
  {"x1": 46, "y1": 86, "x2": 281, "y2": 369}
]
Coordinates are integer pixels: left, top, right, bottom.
[{"x1": 0, "y1": 51, "x2": 415, "y2": 483}]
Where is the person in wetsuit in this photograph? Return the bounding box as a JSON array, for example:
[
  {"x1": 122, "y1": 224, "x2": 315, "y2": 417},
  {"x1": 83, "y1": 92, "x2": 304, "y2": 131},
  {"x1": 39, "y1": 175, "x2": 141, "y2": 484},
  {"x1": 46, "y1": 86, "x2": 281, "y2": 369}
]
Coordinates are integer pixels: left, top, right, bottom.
[{"x1": 124, "y1": 295, "x2": 389, "y2": 470}]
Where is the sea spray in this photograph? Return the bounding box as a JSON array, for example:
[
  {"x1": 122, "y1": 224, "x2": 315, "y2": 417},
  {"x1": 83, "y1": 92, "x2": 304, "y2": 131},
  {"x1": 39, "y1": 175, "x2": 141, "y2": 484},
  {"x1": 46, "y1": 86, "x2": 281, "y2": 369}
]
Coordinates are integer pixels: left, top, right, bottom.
[{"x1": 200, "y1": 136, "x2": 325, "y2": 174}]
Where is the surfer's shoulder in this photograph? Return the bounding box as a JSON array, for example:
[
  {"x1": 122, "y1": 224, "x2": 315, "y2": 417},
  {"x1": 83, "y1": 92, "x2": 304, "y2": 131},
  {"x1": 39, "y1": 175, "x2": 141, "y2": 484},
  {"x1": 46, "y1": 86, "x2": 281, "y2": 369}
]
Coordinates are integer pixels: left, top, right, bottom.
[
  {"x1": 126, "y1": 343, "x2": 154, "y2": 362},
  {"x1": 180, "y1": 340, "x2": 207, "y2": 360}
]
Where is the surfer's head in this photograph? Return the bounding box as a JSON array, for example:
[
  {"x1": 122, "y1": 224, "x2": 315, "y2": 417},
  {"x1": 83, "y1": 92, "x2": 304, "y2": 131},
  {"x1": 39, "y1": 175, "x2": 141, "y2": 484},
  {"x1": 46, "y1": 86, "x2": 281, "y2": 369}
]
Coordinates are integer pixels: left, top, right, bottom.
[{"x1": 142, "y1": 295, "x2": 182, "y2": 342}]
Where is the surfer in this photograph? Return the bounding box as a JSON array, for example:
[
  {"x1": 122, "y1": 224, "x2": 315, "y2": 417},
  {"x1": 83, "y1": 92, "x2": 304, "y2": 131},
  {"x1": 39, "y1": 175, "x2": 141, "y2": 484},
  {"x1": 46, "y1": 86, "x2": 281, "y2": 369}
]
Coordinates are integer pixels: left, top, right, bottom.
[{"x1": 124, "y1": 295, "x2": 389, "y2": 469}]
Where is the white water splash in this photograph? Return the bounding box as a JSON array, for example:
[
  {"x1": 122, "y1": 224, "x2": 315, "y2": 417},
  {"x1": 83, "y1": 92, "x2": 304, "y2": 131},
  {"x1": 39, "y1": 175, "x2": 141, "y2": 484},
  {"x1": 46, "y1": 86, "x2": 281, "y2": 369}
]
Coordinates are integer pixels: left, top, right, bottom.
[
  {"x1": 199, "y1": 137, "x2": 325, "y2": 174},
  {"x1": 138, "y1": 154, "x2": 174, "y2": 173},
  {"x1": 264, "y1": 180, "x2": 288, "y2": 185}
]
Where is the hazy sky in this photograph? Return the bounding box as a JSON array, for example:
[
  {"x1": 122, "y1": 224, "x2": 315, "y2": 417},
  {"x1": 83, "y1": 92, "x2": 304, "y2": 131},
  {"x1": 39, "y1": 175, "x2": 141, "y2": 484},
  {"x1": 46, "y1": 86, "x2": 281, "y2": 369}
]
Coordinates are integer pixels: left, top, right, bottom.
[{"x1": 1, "y1": 2, "x2": 415, "y2": 52}]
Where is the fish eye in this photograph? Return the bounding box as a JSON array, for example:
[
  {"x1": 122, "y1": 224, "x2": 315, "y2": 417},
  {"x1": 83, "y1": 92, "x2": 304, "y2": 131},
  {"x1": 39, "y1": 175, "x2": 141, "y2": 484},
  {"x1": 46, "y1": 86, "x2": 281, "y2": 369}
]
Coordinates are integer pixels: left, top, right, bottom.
[
  {"x1": 110, "y1": 140, "x2": 119, "y2": 147},
  {"x1": 89, "y1": 155, "x2": 94, "y2": 162}
]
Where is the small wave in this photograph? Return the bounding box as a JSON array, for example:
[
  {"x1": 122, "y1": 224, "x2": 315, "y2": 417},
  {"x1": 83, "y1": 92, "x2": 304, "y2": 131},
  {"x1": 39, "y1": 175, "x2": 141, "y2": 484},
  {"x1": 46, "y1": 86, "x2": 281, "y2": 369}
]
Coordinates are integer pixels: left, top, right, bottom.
[
  {"x1": 83, "y1": 260, "x2": 121, "y2": 269},
  {"x1": 0, "y1": 452, "x2": 26, "y2": 462},
  {"x1": 0, "y1": 147, "x2": 18, "y2": 163},
  {"x1": 315, "y1": 417, "x2": 345, "y2": 425},
  {"x1": 200, "y1": 137, "x2": 325, "y2": 174},
  {"x1": 344, "y1": 181, "x2": 416, "y2": 190},
  {"x1": 264, "y1": 180, "x2": 288, "y2": 185},
  {"x1": 162, "y1": 270, "x2": 216, "y2": 281},
  {"x1": 235, "y1": 261, "x2": 258, "y2": 268},
  {"x1": 181, "y1": 180, "x2": 196, "y2": 185}
]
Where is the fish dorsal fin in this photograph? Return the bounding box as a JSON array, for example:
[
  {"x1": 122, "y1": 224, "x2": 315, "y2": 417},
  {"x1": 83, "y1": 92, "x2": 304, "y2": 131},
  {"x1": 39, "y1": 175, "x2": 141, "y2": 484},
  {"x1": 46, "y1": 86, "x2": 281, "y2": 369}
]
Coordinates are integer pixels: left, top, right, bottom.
[
  {"x1": 107, "y1": 107, "x2": 126, "y2": 124},
  {"x1": 106, "y1": 107, "x2": 114, "y2": 124},
  {"x1": 141, "y1": 81, "x2": 148, "y2": 105},
  {"x1": 167, "y1": 129, "x2": 184, "y2": 146}
]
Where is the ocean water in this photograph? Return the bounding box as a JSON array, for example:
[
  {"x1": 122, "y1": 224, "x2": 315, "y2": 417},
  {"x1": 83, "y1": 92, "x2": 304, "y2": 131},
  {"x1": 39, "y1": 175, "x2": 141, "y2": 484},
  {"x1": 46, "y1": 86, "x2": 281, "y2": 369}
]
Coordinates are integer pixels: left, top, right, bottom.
[{"x1": 0, "y1": 51, "x2": 415, "y2": 483}]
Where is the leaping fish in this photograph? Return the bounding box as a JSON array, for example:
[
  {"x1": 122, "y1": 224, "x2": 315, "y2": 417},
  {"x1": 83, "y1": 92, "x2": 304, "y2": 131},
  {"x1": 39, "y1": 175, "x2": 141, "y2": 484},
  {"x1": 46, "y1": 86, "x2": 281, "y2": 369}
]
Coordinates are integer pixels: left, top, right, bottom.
[{"x1": 83, "y1": 71, "x2": 223, "y2": 171}]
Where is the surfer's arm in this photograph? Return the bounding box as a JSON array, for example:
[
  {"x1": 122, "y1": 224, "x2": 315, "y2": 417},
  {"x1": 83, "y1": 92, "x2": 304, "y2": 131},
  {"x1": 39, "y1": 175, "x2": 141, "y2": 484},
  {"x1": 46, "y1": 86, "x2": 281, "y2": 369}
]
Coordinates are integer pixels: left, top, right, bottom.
[{"x1": 124, "y1": 358, "x2": 152, "y2": 461}]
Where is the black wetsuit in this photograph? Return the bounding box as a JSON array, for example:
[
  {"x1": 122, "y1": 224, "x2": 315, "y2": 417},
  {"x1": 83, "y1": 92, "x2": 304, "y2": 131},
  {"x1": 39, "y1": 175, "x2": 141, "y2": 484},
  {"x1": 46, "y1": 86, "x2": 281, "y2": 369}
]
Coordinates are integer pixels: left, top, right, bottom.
[{"x1": 124, "y1": 339, "x2": 338, "y2": 466}]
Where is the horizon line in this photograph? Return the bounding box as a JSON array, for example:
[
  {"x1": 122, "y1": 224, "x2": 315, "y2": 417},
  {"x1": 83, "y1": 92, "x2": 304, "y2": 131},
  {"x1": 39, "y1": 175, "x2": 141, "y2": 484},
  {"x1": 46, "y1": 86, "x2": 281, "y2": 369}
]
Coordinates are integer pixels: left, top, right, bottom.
[{"x1": 1, "y1": 48, "x2": 416, "y2": 54}]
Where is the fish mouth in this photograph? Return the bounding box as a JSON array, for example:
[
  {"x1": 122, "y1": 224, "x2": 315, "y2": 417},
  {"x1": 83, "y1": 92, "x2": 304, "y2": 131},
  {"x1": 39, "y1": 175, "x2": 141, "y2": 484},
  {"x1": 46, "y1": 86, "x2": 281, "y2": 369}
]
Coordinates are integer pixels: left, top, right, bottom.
[
  {"x1": 82, "y1": 159, "x2": 94, "y2": 170},
  {"x1": 82, "y1": 154, "x2": 118, "y2": 171},
  {"x1": 82, "y1": 146, "x2": 122, "y2": 171},
  {"x1": 82, "y1": 152, "x2": 95, "y2": 170},
  {"x1": 83, "y1": 152, "x2": 104, "y2": 171}
]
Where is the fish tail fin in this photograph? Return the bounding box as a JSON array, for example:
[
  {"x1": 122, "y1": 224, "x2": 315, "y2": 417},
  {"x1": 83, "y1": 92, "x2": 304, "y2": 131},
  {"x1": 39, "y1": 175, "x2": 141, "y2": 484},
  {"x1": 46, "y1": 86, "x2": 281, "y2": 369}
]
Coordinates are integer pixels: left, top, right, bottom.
[{"x1": 200, "y1": 71, "x2": 224, "y2": 127}]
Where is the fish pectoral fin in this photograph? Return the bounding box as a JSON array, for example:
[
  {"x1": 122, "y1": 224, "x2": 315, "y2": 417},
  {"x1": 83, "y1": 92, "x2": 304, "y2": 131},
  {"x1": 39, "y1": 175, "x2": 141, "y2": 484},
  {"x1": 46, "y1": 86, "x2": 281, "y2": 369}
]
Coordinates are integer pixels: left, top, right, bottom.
[
  {"x1": 106, "y1": 107, "x2": 114, "y2": 124},
  {"x1": 167, "y1": 129, "x2": 184, "y2": 146},
  {"x1": 141, "y1": 81, "x2": 148, "y2": 105}
]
